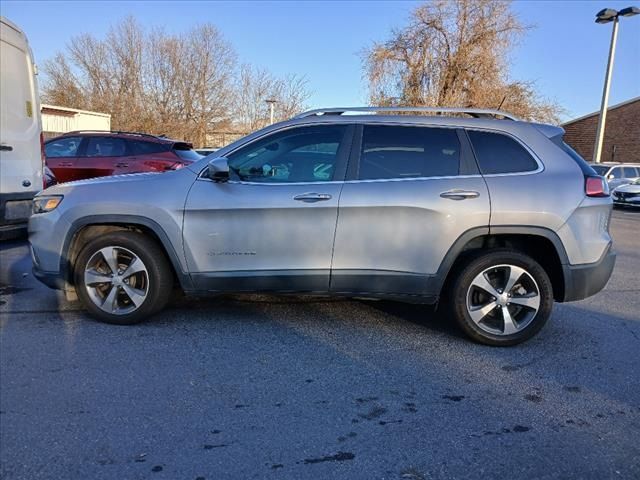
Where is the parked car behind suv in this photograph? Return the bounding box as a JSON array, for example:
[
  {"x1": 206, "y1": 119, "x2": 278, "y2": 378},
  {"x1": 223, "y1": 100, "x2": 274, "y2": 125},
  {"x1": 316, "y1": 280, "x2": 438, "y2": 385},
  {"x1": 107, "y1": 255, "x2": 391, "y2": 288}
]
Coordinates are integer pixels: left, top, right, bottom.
[
  {"x1": 29, "y1": 107, "x2": 616, "y2": 346},
  {"x1": 45, "y1": 131, "x2": 202, "y2": 183},
  {"x1": 589, "y1": 162, "x2": 640, "y2": 189},
  {"x1": 612, "y1": 177, "x2": 640, "y2": 208}
]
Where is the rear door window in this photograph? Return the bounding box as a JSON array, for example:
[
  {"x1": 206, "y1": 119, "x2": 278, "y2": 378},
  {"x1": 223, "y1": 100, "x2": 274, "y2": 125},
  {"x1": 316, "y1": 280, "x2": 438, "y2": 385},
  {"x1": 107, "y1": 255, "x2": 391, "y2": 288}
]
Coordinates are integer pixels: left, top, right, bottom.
[
  {"x1": 468, "y1": 130, "x2": 538, "y2": 174},
  {"x1": 358, "y1": 125, "x2": 460, "y2": 180},
  {"x1": 608, "y1": 167, "x2": 623, "y2": 179},
  {"x1": 84, "y1": 137, "x2": 127, "y2": 157}
]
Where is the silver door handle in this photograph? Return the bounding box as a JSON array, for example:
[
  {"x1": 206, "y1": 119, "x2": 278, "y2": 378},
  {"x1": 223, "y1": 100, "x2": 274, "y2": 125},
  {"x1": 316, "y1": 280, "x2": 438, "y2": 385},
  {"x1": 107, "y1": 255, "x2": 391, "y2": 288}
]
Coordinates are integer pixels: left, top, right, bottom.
[
  {"x1": 293, "y1": 193, "x2": 332, "y2": 203},
  {"x1": 440, "y1": 190, "x2": 480, "y2": 200}
]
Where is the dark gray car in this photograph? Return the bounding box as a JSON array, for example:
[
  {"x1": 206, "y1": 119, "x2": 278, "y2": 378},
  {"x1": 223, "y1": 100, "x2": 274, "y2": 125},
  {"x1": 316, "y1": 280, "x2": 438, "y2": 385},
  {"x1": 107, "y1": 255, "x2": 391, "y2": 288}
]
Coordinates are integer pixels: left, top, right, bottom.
[{"x1": 29, "y1": 107, "x2": 616, "y2": 346}]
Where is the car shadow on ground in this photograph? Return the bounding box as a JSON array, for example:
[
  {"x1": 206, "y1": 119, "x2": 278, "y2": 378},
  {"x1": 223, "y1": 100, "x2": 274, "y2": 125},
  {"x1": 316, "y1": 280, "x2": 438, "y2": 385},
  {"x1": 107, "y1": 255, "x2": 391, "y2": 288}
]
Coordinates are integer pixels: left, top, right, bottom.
[{"x1": 353, "y1": 298, "x2": 462, "y2": 338}]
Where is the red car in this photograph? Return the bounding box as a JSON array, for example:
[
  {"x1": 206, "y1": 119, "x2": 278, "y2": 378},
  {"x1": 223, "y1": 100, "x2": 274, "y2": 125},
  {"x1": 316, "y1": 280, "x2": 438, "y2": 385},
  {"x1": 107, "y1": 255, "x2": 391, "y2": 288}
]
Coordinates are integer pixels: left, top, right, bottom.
[{"x1": 44, "y1": 131, "x2": 202, "y2": 183}]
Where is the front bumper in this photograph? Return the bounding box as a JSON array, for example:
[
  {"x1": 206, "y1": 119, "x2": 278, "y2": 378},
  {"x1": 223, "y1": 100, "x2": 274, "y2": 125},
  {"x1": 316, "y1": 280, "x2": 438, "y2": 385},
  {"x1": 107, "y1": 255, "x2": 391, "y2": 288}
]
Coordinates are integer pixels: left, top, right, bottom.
[
  {"x1": 28, "y1": 207, "x2": 71, "y2": 291},
  {"x1": 32, "y1": 264, "x2": 66, "y2": 290},
  {"x1": 612, "y1": 192, "x2": 640, "y2": 207},
  {"x1": 562, "y1": 244, "x2": 616, "y2": 302},
  {"x1": 613, "y1": 199, "x2": 640, "y2": 207}
]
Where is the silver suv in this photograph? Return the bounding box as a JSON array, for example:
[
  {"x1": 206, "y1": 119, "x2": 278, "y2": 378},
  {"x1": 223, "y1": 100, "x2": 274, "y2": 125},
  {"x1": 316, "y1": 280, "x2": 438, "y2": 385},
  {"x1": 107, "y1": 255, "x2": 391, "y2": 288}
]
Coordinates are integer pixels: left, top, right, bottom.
[{"x1": 29, "y1": 107, "x2": 616, "y2": 346}]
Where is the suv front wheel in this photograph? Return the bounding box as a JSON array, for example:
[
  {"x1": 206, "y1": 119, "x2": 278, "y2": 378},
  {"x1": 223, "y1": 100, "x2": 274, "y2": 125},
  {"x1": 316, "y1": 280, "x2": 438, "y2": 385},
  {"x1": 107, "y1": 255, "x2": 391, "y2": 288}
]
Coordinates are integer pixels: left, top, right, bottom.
[
  {"x1": 449, "y1": 250, "x2": 553, "y2": 346},
  {"x1": 73, "y1": 231, "x2": 173, "y2": 325}
]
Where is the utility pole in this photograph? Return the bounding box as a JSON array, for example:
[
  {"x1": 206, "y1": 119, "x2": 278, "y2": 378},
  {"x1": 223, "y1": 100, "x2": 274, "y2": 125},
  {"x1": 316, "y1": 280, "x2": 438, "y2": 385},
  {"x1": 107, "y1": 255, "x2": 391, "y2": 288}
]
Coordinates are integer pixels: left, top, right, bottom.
[
  {"x1": 266, "y1": 99, "x2": 277, "y2": 125},
  {"x1": 593, "y1": 6, "x2": 639, "y2": 163}
]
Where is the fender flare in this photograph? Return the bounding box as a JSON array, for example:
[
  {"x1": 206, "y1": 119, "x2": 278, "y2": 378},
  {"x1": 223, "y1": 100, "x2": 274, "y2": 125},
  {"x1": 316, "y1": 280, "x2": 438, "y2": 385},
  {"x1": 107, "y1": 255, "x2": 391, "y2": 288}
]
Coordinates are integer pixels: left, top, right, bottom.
[
  {"x1": 431, "y1": 225, "x2": 570, "y2": 295},
  {"x1": 61, "y1": 214, "x2": 193, "y2": 290}
]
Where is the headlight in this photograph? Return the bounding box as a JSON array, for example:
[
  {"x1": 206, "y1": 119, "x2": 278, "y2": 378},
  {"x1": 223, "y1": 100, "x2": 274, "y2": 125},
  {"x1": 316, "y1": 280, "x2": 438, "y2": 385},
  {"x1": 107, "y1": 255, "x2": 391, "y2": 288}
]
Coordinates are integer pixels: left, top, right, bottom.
[{"x1": 33, "y1": 195, "x2": 63, "y2": 214}]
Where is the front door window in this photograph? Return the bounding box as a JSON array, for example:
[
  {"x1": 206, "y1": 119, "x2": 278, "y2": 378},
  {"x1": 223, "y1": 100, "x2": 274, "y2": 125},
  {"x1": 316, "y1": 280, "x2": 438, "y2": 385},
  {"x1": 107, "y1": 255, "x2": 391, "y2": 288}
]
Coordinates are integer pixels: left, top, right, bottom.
[{"x1": 227, "y1": 125, "x2": 348, "y2": 183}]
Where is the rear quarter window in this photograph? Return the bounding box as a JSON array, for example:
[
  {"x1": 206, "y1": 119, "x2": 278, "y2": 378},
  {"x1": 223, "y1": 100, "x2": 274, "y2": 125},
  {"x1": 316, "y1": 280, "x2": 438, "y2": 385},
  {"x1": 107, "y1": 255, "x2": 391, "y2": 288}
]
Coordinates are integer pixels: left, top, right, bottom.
[
  {"x1": 467, "y1": 130, "x2": 538, "y2": 175},
  {"x1": 173, "y1": 148, "x2": 203, "y2": 161},
  {"x1": 172, "y1": 143, "x2": 202, "y2": 161},
  {"x1": 558, "y1": 141, "x2": 597, "y2": 176},
  {"x1": 128, "y1": 140, "x2": 170, "y2": 155}
]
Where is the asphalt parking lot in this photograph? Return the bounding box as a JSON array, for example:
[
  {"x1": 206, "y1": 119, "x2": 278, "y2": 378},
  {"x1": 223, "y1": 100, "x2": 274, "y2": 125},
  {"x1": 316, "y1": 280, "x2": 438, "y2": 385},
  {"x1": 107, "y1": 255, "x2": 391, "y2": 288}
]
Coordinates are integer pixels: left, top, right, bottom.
[{"x1": 1, "y1": 209, "x2": 639, "y2": 480}]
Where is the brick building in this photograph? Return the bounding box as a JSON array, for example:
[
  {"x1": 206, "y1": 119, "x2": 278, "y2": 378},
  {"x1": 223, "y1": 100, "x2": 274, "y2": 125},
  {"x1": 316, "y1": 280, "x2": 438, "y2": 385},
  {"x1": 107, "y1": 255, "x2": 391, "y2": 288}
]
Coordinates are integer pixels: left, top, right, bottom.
[{"x1": 562, "y1": 96, "x2": 640, "y2": 163}]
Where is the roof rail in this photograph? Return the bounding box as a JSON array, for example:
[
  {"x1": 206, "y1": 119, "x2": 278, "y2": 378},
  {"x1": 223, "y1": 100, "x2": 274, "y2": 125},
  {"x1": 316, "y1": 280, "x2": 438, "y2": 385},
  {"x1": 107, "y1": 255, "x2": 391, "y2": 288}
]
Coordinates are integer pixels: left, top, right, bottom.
[
  {"x1": 63, "y1": 130, "x2": 162, "y2": 139},
  {"x1": 294, "y1": 106, "x2": 520, "y2": 121}
]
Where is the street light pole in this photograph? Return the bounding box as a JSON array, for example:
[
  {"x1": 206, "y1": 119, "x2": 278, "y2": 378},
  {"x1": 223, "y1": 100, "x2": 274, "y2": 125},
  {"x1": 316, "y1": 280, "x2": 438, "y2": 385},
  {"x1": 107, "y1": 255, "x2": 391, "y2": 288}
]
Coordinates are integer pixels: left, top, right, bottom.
[
  {"x1": 266, "y1": 99, "x2": 277, "y2": 125},
  {"x1": 592, "y1": 6, "x2": 639, "y2": 164},
  {"x1": 593, "y1": 16, "x2": 619, "y2": 164}
]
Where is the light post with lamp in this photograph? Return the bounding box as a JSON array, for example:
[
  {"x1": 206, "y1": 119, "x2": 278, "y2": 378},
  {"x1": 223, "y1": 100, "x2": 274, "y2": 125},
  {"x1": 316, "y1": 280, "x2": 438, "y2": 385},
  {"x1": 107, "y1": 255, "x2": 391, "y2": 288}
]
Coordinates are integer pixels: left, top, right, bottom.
[
  {"x1": 592, "y1": 6, "x2": 639, "y2": 163},
  {"x1": 266, "y1": 98, "x2": 277, "y2": 125}
]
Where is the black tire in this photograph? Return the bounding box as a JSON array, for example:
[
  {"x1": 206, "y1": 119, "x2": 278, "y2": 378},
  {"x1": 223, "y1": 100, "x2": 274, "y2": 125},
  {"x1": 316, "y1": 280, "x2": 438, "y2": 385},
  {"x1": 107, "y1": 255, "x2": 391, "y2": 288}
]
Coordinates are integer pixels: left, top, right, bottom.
[
  {"x1": 448, "y1": 249, "x2": 553, "y2": 346},
  {"x1": 73, "y1": 231, "x2": 173, "y2": 325}
]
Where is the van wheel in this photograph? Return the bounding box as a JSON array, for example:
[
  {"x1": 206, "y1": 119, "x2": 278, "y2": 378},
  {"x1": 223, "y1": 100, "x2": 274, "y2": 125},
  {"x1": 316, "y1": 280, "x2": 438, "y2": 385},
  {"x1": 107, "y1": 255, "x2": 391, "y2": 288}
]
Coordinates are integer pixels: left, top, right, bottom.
[
  {"x1": 73, "y1": 231, "x2": 173, "y2": 325},
  {"x1": 449, "y1": 249, "x2": 553, "y2": 346}
]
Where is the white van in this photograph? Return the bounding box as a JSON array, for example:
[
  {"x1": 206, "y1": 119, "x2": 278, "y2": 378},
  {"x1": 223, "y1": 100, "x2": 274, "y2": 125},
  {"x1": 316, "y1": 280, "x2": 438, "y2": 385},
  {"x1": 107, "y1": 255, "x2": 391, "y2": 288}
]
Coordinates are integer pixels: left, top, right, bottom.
[{"x1": 0, "y1": 16, "x2": 43, "y2": 239}]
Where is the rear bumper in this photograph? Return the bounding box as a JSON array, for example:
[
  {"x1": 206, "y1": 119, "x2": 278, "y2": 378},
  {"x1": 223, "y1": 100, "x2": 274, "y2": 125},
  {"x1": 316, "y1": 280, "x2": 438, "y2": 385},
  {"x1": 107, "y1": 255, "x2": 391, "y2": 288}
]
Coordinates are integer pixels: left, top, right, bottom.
[
  {"x1": 0, "y1": 222, "x2": 27, "y2": 240},
  {"x1": 562, "y1": 244, "x2": 616, "y2": 302},
  {"x1": 0, "y1": 192, "x2": 35, "y2": 239}
]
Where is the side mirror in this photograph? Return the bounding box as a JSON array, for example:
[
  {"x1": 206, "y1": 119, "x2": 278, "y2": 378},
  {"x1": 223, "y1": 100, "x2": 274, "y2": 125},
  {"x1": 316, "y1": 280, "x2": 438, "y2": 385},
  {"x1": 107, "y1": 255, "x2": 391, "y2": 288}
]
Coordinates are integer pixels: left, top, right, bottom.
[
  {"x1": 607, "y1": 174, "x2": 614, "y2": 180},
  {"x1": 207, "y1": 157, "x2": 230, "y2": 182}
]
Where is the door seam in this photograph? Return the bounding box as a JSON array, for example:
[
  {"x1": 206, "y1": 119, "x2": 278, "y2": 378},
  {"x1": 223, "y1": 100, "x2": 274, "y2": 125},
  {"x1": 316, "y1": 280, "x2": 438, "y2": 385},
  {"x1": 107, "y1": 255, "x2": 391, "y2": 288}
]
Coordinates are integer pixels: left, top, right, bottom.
[{"x1": 328, "y1": 182, "x2": 345, "y2": 290}]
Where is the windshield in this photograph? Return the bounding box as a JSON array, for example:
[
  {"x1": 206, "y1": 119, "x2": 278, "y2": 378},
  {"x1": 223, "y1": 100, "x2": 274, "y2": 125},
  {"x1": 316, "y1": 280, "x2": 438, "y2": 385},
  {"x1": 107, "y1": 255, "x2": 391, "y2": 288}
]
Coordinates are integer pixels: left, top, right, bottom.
[{"x1": 590, "y1": 165, "x2": 609, "y2": 176}]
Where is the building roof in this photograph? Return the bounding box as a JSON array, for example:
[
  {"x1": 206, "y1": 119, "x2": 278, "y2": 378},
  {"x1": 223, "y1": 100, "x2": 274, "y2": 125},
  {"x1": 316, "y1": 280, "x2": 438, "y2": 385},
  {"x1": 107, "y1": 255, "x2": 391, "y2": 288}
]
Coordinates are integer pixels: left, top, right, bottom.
[
  {"x1": 41, "y1": 104, "x2": 111, "y2": 118},
  {"x1": 562, "y1": 96, "x2": 640, "y2": 126}
]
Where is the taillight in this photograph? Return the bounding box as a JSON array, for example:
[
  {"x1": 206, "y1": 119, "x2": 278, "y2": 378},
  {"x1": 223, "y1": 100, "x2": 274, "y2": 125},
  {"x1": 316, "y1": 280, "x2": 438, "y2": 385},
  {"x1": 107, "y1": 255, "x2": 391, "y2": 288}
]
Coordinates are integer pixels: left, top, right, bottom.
[
  {"x1": 585, "y1": 176, "x2": 610, "y2": 197},
  {"x1": 169, "y1": 162, "x2": 185, "y2": 170}
]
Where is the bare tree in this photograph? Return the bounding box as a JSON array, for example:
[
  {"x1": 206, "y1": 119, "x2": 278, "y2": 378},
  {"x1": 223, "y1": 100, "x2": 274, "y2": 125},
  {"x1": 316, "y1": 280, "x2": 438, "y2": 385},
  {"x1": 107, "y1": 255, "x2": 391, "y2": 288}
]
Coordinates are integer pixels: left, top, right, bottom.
[
  {"x1": 274, "y1": 74, "x2": 311, "y2": 121},
  {"x1": 362, "y1": 0, "x2": 561, "y2": 123},
  {"x1": 234, "y1": 65, "x2": 276, "y2": 131},
  {"x1": 234, "y1": 64, "x2": 311, "y2": 132},
  {"x1": 42, "y1": 17, "x2": 237, "y2": 145},
  {"x1": 42, "y1": 16, "x2": 311, "y2": 144},
  {"x1": 180, "y1": 24, "x2": 237, "y2": 146},
  {"x1": 40, "y1": 53, "x2": 85, "y2": 108}
]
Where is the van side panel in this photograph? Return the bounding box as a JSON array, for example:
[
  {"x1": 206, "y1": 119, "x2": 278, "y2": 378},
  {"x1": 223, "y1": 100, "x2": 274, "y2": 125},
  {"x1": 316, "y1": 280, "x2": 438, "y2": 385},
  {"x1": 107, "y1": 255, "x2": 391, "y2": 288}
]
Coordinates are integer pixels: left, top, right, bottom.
[{"x1": 0, "y1": 17, "x2": 43, "y2": 233}]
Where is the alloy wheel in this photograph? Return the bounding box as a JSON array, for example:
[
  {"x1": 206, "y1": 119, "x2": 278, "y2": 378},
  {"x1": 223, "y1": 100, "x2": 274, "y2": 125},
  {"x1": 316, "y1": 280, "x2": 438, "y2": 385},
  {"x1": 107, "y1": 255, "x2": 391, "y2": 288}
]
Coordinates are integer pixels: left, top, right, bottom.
[
  {"x1": 83, "y1": 246, "x2": 149, "y2": 315},
  {"x1": 466, "y1": 264, "x2": 541, "y2": 336}
]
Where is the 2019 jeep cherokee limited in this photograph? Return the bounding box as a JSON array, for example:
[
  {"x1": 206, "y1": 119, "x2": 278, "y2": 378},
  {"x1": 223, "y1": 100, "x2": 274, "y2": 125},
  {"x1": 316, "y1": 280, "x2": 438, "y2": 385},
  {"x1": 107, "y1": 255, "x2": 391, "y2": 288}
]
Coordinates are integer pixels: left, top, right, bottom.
[{"x1": 29, "y1": 107, "x2": 616, "y2": 346}]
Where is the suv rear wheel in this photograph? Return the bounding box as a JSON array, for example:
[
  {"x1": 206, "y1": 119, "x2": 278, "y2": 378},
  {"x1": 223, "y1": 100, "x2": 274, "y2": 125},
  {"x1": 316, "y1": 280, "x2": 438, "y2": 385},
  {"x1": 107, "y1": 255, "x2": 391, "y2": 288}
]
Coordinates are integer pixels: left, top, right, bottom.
[
  {"x1": 74, "y1": 231, "x2": 173, "y2": 325},
  {"x1": 449, "y1": 249, "x2": 553, "y2": 346}
]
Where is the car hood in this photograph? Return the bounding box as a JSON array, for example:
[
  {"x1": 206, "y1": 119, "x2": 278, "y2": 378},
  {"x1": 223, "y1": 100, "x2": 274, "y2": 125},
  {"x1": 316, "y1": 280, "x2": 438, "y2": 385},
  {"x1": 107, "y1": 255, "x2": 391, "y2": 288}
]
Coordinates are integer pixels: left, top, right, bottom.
[
  {"x1": 38, "y1": 172, "x2": 164, "y2": 196},
  {"x1": 613, "y1": 183, "x2": 640, "y2": 193}
]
